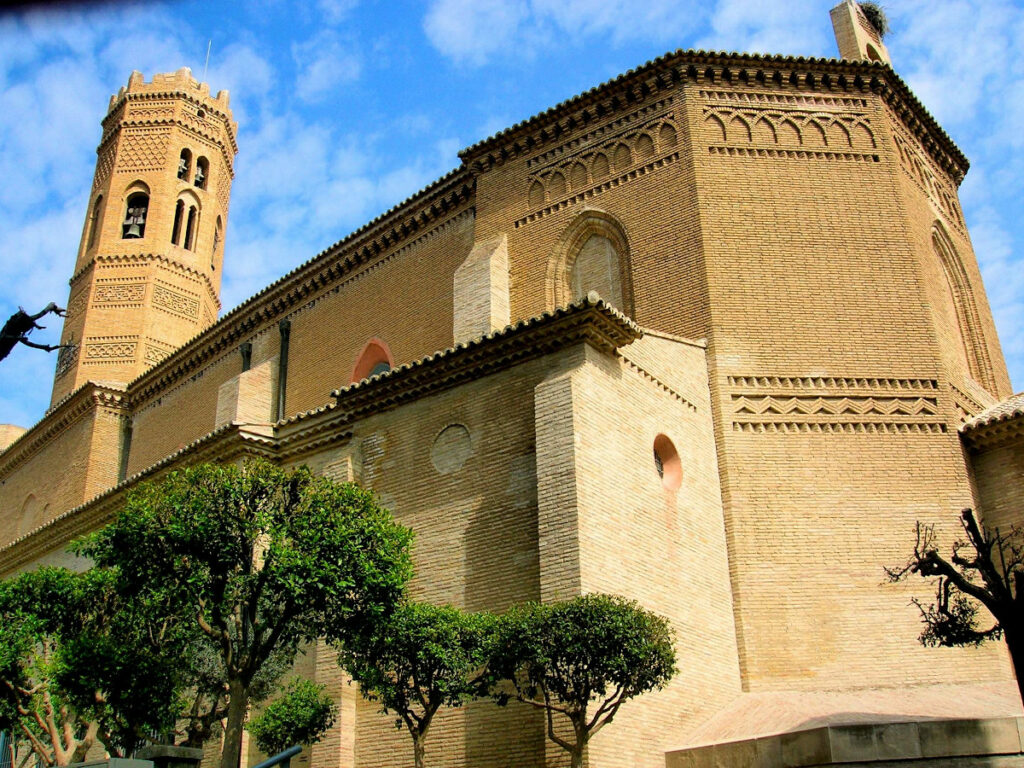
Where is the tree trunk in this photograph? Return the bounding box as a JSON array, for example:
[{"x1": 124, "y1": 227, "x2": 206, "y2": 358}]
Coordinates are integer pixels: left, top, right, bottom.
[
  {"x1": 220, "y1": 679, "x2": 249, "y2": 768},
  {"x1": 570, "y1": 745, "x2": 584, "y2": 768},
  {"x1": 412, "y1": 735, "x2": 425, "y2": 768},
  {"x1": 1003, "y1": 625, "x2": 1024, "y2": 710}
]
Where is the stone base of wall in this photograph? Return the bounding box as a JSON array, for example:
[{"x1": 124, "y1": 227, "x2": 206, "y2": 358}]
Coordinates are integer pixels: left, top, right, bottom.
[{"x1": 666, "y1": 717, "x2": 1024, "y2": 768}]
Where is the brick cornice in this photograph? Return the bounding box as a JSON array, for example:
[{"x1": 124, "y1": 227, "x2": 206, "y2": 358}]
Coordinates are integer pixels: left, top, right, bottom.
[
  {"x1": 961, "y1": 412, "x2": 1024, "y2": 452},
  {"x1": 126, "y1": 175, "x2": 475, "y2": 409},
  {"x1": 458, "y1": 49, "x2": 968, "y2": 183},
  {"x1": 0, "y1": 383, "x2": 128, "y2": 479},
  {"x1": 276, "y1": 295, "x2": 642, "y2": 440},
  {"x1": 0, "y1": 423, "x2": 276, "y2": 577},
  {"x1": 102, "y1": 89, "x2": 238, "y2": 157}
]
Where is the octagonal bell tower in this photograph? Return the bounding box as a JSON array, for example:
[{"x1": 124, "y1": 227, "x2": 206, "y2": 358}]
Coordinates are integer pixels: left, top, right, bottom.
[{"x1": 51, "y1": 68, "x2": 238, "y2": 406}]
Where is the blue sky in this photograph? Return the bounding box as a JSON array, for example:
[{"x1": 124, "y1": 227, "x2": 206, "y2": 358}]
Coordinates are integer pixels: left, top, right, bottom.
[{"x1": 0, "y1": 0, "x2": 1021, "y2": 427}]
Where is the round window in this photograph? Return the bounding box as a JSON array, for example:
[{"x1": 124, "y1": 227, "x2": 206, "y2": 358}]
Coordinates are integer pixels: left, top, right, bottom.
[{"x1": 653, "y1": 434, "x2": 681, "y2": 490}]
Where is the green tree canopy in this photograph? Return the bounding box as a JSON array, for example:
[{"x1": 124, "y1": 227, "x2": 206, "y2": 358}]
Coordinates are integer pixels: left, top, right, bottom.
[
  {"x1": 338, "y1": 602, "x2": 492, "y2": 768},
  {"x1": 0, "y1": 567, "x2": 178, "y2": 765},
  {"x1": 483, "y1": 594, "x2": 677, "y2": 768},
  {"x1": 246, "y1": 678, "x2": 337, "y2": 756},
  {"x1": 78, "y1": 459, "x2": 414, "y2": 768}
]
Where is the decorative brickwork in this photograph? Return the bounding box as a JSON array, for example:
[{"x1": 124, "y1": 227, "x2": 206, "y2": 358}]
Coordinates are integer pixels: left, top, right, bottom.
[
  {"x1": 2, "y1": 26, "x2": 1021, "y2": 768},
  {"x1": 93, "y1": 281, "x2": 146, "y2": 305},
  {"x1": 51, "y1": 68, "x2": 236, "y2": 405}
]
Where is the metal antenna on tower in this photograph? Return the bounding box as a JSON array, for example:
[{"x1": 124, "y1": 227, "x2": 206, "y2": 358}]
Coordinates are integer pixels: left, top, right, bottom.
[{"x1": 202, "y1": 40, "x2": 212, "y2": 82}]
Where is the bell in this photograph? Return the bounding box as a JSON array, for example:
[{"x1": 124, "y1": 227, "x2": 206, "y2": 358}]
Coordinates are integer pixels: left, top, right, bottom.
[
  {"x1": 125, "y1": 223, "x2": 141, "y2": 238},
  {"x1": 194, "y1": 167, "x2": 205, "y2": 187}
]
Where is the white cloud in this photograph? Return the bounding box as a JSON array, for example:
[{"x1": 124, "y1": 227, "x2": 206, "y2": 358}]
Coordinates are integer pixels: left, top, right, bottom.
[
  {"x1": 698, "y1": 0, "x2": 830, "y2": 56},
  {"x1": 292, "y1": 32, "x2": 362, "y2": 103},
  {"x1": 316, "y1": 0, "x2": 360, "y2": 25},
  {"x1": 423, "y1": 0, "x2": 530, "y2": 65}
]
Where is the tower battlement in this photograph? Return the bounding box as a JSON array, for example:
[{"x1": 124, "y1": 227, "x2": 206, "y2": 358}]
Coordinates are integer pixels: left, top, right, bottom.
[{"x1": 110, "y1": 67, "x2": 231, "y2": 110}]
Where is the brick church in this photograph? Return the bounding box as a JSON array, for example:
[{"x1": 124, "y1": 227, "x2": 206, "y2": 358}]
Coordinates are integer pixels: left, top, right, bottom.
[{"x1": 2, "y1": 1, "x2": 1023, "y2": 765}]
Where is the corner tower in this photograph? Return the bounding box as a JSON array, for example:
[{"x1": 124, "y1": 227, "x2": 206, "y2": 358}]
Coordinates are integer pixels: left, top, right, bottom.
[{"x1": 50, "y1": 68, "x2": 238, "y2": 406}]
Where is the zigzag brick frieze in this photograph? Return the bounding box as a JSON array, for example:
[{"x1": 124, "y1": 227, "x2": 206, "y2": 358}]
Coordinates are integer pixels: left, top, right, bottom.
[
  {"x1": 732, "y1": 394, "x2": 939, "y2": 417},
  {"x1": 727, "y1": 375, "x2": 947, "y2": 430}
]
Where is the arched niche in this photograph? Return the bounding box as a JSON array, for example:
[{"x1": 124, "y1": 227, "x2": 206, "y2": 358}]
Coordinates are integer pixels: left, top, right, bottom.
[
  {"x1": 546, "y1": 209, "x2": 635, "y2": 315},
  {"x1": 932, "y1": 223, "x2": 995, "y2": 392},
  {"x1": 350, "y1": 338, "x2": 394, "y2": 383},
  {"x1": 122, "y1": 181, "x2": 151, "y2": 239}
]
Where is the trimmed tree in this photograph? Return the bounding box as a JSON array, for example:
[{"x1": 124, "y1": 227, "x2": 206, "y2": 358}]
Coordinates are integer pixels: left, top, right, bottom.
[
  {"x1": 483, "y1": 594, "x2": 677, "y2": 768},
  {"x1": 246, "y1": 678, "x2": 338, "y2": 756},
  {"x1": 338, "y1": 603, "x2": 492, "y2": 768},
  {"x1": 0, "y1": 567, "x2": 178, "y2": 765},
  {"x1": 79, "y1": 459, "x2": 414, "y2": 768},
  {"x1": 887, "y1": 507, "x2": 1024, "y2": 706}
]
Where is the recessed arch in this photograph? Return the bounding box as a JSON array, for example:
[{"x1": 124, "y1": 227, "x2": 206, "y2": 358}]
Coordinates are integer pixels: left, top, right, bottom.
[
  {"x1": 195, "y1": 156, "x2": 209, "y2": 189},
  {"x1": 350, "y1": 338, "x2": 394, "y2": 383},
  {"x1": 86, "y1": 194, "x2": 104, "y2": 249},
  {"x1": 932, "y1": 222, "x2": 995, "y2": 392},
  {"x1": 17, "y1": 494, "x2": 43, "y2": 538},
  {"x1": 122, "y1": 182, "x2": 150, "y2": 239},
  {"x1": 178, "y1": 148, "x2": 192, "y2": 181},
  {"x1": 545, "y1": 208, "x2": 635, "y2": 315}
]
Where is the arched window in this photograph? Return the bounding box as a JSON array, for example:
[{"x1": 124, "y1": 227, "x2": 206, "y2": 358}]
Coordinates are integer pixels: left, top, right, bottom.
[
  {"x1": 178, "y1": 148, "x2": 192, "y2": 181},
  {"x1": 17, "y1": 494, "x2": 42, "y2": 538},
  {"x1": 171, "y1": 199, "x2": 185, "y2": 245},
  {"x1": 122, "y1": 191, "x2": 149, "y2": 239},
  {"x1": 87, "y1": 195, "x2": 103, "y2": 249},
  {"x1": 195, "y1": 157, "x2": 209, "y2": 189},
  {"x1": 546, "y1": 209, "x2": 634, "y2": 315},
  {"x1": 350, "y1": 339, "x2": 394, "y2": 383},
  {"x1": 571, "y1": 234, "x2": 623, "y2": 309},
  {"x1": 184, "y1": 205, "x2": 199, "y2": 251},
  {"x1": 932, "y1": 225, "x2": 995, "y2": 391}
]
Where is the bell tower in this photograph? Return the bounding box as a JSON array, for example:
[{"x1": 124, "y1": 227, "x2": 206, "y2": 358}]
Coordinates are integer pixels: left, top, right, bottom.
[{"x1": 51, "y1": 68, "x2": 238, "y2": 406}]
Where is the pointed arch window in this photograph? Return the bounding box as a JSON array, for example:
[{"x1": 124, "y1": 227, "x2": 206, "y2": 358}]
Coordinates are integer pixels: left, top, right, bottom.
[
  {"x1": 184, "y1": 205, "x2": 199, "y2": 251},
  {"x1": 932, "y1": 225, "x2": 995, "y2": 392},
  {"x1": 195, "y1": 157, "x2": 209, "y2": 189},
  {"x1": 87, "y1": 195, "x2": 103, "y2": 249},
  {"x1": 178, "y1": 148, "x2": 192, "y2": 181},
  {"x1": 546, "y1": 210, "x2": 634, "y2": 315},
  {"x1": 122, "y1": 192, "x2": 149, "y2": 239},
  {"x1": 350, "y1": 339, "x2": 394, "y2": 383},
  {"x1": 171, "y1": 200, "x2": 185, "y2": 245}
]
